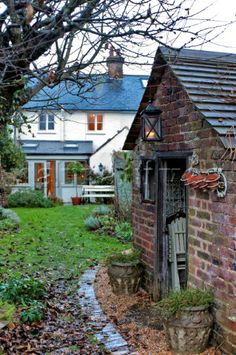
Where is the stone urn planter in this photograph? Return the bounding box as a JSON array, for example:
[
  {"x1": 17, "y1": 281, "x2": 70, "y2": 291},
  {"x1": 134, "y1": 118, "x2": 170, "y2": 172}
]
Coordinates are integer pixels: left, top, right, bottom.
[
  {"x1": 107, "y1": 250, "x2": 143, "y2": 295},
  {"x1": 157, "y1": 288, "x2": 214, "y2": 354},
  {"x1": 164, "y1": 305, "x2": 213, "y2": 353}
]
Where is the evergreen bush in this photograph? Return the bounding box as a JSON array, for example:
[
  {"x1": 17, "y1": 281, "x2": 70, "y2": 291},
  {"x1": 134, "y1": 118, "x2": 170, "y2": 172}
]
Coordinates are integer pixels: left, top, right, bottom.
[
  {"x1": 115, "y1": 222, "x2": 133, "y2": 242},
  {"x1": 8, "y1": 190, "x2": 54, "y2": 208},
  {"x1": 92, "y1": 205, "x2": 112, "y2": 216},
  {"x1": 84, "y1": 216, "x2": 101, "y2": 230}
]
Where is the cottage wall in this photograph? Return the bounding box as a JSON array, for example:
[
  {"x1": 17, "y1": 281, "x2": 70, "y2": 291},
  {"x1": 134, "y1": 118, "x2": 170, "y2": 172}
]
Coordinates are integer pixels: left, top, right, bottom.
[{"x1": 133, "y1": 67, "x2": 236, "y2": 354}]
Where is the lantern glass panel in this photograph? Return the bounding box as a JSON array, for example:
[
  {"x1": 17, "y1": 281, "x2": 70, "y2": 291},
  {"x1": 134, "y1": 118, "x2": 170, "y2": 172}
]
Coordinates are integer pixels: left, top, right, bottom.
[{"x1": 143, "y1": 115, "x2": 161, "y2": 141}]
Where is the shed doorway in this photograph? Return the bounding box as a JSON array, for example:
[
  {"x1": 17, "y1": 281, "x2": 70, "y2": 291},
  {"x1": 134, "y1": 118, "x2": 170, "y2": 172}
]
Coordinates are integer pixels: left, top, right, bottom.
[{"x1": 154, "y1": 153, "x2": 190, "y2": 300}]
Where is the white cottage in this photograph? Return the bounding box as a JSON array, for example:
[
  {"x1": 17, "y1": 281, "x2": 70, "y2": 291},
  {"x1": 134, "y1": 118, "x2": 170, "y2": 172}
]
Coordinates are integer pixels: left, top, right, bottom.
[{"x1": 16, "y1": 52, "x2": 148, "y2": 203}]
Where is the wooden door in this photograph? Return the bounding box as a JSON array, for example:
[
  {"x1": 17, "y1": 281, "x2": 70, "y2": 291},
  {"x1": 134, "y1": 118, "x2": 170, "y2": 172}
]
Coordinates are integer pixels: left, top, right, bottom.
[{"x1": 154, "y1": 153, "x2": 190, "y2": 300}]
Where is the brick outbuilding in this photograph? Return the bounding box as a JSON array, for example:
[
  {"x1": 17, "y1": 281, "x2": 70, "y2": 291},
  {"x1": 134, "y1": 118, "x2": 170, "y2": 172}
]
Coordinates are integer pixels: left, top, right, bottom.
[{"x1": 124, "y1": 47, "x2": 236, "y2": 354}]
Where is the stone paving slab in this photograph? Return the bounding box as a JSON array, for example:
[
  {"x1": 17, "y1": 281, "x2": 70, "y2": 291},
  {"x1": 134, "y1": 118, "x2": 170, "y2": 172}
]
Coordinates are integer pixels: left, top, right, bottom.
[{"x1": 78, "y1": 267, "x2": 135, "y2": 354}]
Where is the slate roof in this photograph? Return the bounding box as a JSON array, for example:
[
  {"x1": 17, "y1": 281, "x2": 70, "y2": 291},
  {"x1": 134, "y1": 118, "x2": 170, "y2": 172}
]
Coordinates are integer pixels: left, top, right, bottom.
[
  {"x1": 24, "y1": 75, "x2": 148, "y2": 112},
  {"x1": 20, "y1": 140, "x2": 93, "y2": 156},
  {"x1": 124, "y1": 47, "x2": 236, "y2": 150}
]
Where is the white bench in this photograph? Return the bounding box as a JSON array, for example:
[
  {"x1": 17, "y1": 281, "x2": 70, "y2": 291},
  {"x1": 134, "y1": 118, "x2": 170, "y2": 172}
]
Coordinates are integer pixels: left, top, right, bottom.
[{"x1": 82, "y1": 185, "x2": 115, "y2": 200}]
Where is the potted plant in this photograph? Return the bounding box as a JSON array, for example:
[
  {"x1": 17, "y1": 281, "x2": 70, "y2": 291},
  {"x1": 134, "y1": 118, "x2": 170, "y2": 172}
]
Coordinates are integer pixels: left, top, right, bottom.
[
  {"x1": 106, "y1": 249, "x2": 143, "y2": 295},
  {"x1": 67, "y1": 162, "x2": 85, "y2": 205},
  {"x1": 156, "y1": 287, "x2": 214, "y2": 354}
]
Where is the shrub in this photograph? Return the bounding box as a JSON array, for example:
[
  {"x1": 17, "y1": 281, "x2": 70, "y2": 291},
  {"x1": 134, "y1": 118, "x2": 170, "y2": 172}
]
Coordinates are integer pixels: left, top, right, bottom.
[
  {"x1": 0, "y1": 207, "x2": 20, "y2": 224},
  {"x1": 0, "y1": 276, "x2": 46, "y2": 305},
  {"x1": 156, "y1": 288, "x2": 214, "y2": 319},
  {"x1": 98, "y1": 215, "x2": 116, "y2": 235},
  {"x1": 115, "y1": 222, "x2": 133, "y2": 242},
  {"x1": 0, "y1": 300, "x2": 15, "y2": 322},
  {"x1": 84, "y1": 216, "x2": 101, "y2": 230},
  {"x1": 106, "y1": 249, "x2": 141, "y2": 265},
  {"x1": 20, "y1": 300, "x2": 45, "y2": 323},
  {"x1": 92, "y1": 205, "x2": 112, "y2": 217},
  {"x1": 0, "y1": 207, "x2": 20, "y2": 231},
  {"x1": 8, "y1": 190, "x2": 54, "y2": 208}
]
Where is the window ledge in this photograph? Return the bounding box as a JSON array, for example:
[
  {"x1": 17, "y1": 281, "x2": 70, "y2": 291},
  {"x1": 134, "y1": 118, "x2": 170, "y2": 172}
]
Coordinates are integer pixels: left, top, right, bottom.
[
  {"x1": 86, "y1": 132, "x2": 105, "y2": 135},
  {"x1": 37, "y1": 131, "x2": 56, "y2": 134}
]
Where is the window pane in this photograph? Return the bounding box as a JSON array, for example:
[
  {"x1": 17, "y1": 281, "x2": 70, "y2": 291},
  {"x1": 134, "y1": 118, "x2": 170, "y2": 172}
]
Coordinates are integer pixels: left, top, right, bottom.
[
  {"x1": 39, "y1": 114, "x2": 46, "y2": 130},
  {"x1": 97, "y1": 114, "x2": 103, "y2": 130},
  {"x1": 48, "y1": 114, "x2": 55, "y2": 130},
  {"x1": 65, "y1": 162, "x2": 74, "y2": 184},
  {"x1": 88, "y1": 114, "x2": 95, "y2": 131},
  {"x1": 35, "y1": 162, "x2": 44, "y2": 192},
  {"x1": 141, "y1": 160, "x2": 155, "y2": 202}
]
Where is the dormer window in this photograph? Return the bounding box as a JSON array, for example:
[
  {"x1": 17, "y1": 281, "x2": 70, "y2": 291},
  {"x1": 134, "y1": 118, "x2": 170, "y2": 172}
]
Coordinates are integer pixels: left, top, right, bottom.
[
  {"x1": 87, "y1": 113, "x2": 103, "y2": 131},
  {"x1": 39, "y1": 113, "x2": 55, "y2": 131}
]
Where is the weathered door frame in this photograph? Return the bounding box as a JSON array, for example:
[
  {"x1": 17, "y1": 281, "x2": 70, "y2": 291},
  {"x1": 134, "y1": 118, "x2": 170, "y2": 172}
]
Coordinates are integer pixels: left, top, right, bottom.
[{"x1": 153, "y1": 151, "x2": 192, "y2": 301}]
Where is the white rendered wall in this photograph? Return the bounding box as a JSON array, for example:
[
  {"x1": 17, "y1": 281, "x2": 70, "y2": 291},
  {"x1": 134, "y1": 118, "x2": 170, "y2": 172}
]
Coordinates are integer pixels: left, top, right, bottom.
[
  {"x1": 90, "y1": 127, "x2": 129, "y2": 173},
  {"x1": 18, "y1": 110, "x2": 135, "y2": 151}
]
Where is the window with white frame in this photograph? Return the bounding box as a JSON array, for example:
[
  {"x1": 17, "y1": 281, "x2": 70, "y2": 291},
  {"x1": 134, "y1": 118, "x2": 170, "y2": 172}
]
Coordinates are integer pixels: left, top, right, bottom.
[
  {"x1": 39, "y1": 113, "x2": 55, "y2": 131},
  {"x1": 140, "y1": 159, "x2": 155, "y2": 202},
  {"x1": 64, "y1": 161, "x2": 87, "y2": 184},
  {"x1": 87, "y1": 113, "x2": 103, "y2": 131}
]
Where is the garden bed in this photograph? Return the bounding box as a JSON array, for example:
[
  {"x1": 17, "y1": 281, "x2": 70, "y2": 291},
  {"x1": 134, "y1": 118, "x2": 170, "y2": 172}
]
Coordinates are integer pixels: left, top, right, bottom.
[{"x1": 94, "y1": 266, "x2": 219, "y2": 355}]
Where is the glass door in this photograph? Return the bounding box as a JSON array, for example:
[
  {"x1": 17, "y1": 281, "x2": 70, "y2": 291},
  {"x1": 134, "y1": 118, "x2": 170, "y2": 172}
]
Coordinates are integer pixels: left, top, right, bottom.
[{"x1": 34, "y1": 162, "x2": 47, "y2": 196}]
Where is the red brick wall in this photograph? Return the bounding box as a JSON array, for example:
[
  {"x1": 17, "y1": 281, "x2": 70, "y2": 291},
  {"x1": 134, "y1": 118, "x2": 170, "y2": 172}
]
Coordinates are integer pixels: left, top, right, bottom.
[{"x1": 132, "y1": 66, "x2": 236, "y2": 354}]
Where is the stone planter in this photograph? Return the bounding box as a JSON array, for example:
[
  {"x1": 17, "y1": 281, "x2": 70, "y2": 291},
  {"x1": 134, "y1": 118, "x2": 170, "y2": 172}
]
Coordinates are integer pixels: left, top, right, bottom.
[
  {"x1": 164, "y1": 305, "x2": 213, "y2": 354},
  {"x1": 107, "y1": 262, "x2": 142, "y2": 295}
]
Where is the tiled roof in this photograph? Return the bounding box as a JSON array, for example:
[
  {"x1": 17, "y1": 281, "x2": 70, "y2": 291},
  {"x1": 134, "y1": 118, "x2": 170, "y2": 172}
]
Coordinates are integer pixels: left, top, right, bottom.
[
  {"x1": 24, "y1": 75, "x2": 148, "y2": 112},
  {"x1": 160, "y1": 47, "x2": 236, "y2": 148},
  {"x1": 20, "y1": 140, "x2": 93, "y2": 156},
  {"x1": 124, "y1": 47, "x2": 236, "y2": 149}
]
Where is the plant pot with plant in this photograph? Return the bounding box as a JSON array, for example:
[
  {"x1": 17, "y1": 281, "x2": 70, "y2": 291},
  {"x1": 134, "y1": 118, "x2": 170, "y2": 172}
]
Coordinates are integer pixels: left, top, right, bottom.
[
  {"x1": 106, "y1": 249, "x2": 143, "y2": 295},
  {"x1": 156, "y1": 287, "x2": 214, "y2": 354},
  {"x1": 67, "y1": 161, "x2": 85, "y2": 205}
]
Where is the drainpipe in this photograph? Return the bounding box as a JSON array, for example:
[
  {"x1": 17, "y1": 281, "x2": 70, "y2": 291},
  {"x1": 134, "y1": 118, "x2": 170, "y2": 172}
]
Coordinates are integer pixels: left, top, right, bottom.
[{"x1": 60, "y1": 108, "x2": 65, "y2": 141}]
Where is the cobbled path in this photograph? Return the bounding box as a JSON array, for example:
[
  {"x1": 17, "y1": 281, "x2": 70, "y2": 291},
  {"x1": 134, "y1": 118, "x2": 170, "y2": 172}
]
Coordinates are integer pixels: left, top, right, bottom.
[{"x1": 78, "y1": 267, "x2": 136, "y2": 355}]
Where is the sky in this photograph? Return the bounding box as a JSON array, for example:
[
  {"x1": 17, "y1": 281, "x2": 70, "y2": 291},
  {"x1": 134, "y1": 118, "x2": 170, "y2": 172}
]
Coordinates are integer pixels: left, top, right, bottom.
[{"x1": 123, "y1": 0, "x2": 236, "y2": 75}]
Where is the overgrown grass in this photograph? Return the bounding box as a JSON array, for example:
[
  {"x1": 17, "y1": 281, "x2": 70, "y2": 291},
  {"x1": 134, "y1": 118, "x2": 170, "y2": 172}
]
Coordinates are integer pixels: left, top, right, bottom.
[{"x1": 0, "y1": 205, "x2": 128, "y2": 281}]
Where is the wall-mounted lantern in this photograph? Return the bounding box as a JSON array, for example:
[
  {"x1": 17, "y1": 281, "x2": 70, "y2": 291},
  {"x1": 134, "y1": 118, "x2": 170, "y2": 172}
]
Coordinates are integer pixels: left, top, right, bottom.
[
  {"x1": 98, "y1": 162, "x2": 104, "y2": 173},
  {"x1": 141, "y1": 102, "x2": 162, "y2": 141}
]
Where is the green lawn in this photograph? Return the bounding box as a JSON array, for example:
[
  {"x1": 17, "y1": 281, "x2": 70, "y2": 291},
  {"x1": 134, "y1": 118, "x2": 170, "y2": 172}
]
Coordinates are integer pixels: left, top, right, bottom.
[{"x1": 0, "y1": 205, "x2": 127, "y2": 281}]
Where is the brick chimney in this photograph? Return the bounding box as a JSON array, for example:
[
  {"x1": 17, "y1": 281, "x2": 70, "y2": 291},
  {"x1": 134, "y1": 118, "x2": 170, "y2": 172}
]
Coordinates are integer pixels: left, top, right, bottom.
[{"x1": 106, "y1": 46, "x2": 124, "y2": 79}]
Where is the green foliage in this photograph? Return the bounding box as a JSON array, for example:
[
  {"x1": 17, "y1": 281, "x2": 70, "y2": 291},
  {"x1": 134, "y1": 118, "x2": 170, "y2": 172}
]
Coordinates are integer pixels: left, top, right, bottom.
[
  {"x1": 0, "y1": 300, "x2": 15, "y2": 322},
  {"x1": 115, "y1": 222, "x2": 133, "y2": 242},
  {"x1": 0, "y1": 276, "x2": 46, "y2": 305},
  {"x1": 0, "y1": 207, "x2": 20, "y2": 231},
  {"x1": 67, "y1": 161, "x2": 85, "y2": 175},
  {"x1": 156, "y1": 288, "x2": 214, "y2": 318},
  {"x1": 0, "y1": 207, "x2": 20, "y2": 225},
  {"x1": 92, "y1": 205, "x2": 112, "y2": 216},
  {"x1": 20, "y1": 301, "x2": 44, "y2": 323},
  {"x1": 98, "y1": 215, "x2": 117, "y2": 235},
  {"x1": 89, "y1": 169, "x2": 114, "y2": 185},
  {"x1": 84, "y1": 216, "x2": 101, "y2": 230},
  {"x1": 0, "y1": 218, "x2": 17, "y2": 232},
  {"x1": 105, "y1": 249, "x2": 141, "y2": 265},
  {"x1": 120, "y1": 152, "x2": 133, "y2": 183},
  {"x1": 0, "y1": 128, "x2": 25, "y2": 172},
  {"x1": 8, "y1": 190, "x2": 54, "y2": 208}
]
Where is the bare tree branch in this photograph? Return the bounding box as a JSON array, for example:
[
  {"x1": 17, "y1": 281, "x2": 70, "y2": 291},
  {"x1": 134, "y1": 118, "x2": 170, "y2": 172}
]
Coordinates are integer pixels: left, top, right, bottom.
[{"x1": 0, "y1": 0, "x2": 230, "y2": 127}]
